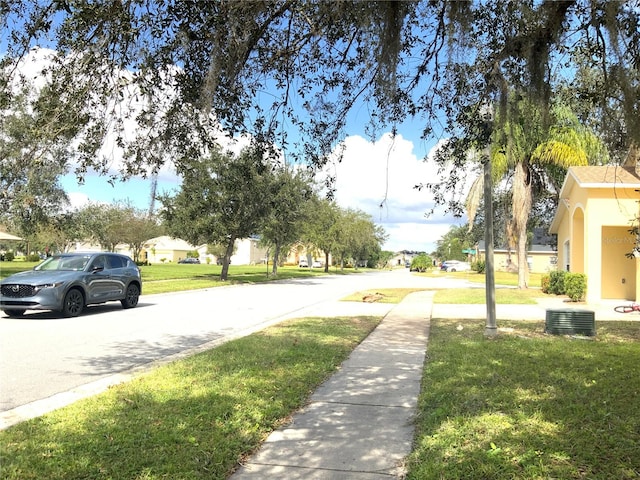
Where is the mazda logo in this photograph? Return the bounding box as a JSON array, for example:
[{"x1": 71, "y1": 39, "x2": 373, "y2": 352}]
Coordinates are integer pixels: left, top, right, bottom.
[{"x1": 11, "y1": 285, "x2": 19, "y2": 293}]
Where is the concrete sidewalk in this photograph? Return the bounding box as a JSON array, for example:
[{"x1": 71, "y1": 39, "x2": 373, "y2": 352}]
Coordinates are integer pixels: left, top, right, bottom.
[
  {"x1": 231, "y1": 292, "x2": 637, "y2": 479},
  {"x1": 231, "y1": 290, "x2": 434, "y2": 479}
]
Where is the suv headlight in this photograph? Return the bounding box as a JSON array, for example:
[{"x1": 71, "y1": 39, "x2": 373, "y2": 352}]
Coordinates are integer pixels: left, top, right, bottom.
[{"x1": 34, "y1": 282, "x2": 64, "y2": 293}]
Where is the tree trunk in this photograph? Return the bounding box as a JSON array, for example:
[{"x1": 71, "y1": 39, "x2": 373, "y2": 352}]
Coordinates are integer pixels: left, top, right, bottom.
[
  {"x1": 505, "y1": 221, "x2": 517, "y2": 272},
  {"x1": 271, "y1": 242, "x2": 281, "y2": 276},
  {"x1": 517, "y1": 218, "x2": 529, "y2": 288},
  {"x1": 512, "y1": 161, "x2": 532, "y2": 289},
  {"x1": 220, "y1": 236, "x2": 235, "y2": 281},
  {"x1": 324, "y1": 251, "x2": 330, "y2": 273}
]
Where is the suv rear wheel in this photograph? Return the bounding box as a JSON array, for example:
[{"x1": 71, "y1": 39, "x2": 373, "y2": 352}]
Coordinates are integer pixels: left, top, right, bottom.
[{"x1": 121, "y1": 284, "x2": 140, "y2": 309}]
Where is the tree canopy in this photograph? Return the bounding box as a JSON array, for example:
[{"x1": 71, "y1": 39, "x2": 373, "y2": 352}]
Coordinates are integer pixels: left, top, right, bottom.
[
  {"x1": 2, "y1": 1, "x2": 638, "y2": 201},
  {"x1": 158, "y1": 146, "x2": 272, "y2": 280},
  {"x1": 0, "y1": 88, "x2": 71, "y2": 236},
  {"x1": 260, "y1": 166, "x2": 313, "y2": 275}
]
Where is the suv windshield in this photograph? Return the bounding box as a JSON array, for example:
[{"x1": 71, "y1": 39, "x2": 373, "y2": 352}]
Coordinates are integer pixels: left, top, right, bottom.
[{"x1": 36, "y1": 255, "x2": 91, "y2": 272}]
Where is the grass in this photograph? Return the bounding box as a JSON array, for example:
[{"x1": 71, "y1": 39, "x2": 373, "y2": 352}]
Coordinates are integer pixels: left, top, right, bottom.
[
  {"x1": 0, "y1": 262, "x2": 355, "y2": 295},
  {"x1": 420, "y1": 269, "x2": 544, "y2": 288},
  {"x1": 433, "y1": 287, "x2": 546, "y2": 304},
  {"x1": 480, "y1": 270, "x2": 544, "y2": 288},
  {"x1": 3, "y1": 263, "x2": 639, "y2": 478},
  {"x1": 406, "y1": 318, "x2": 640, "y2": 480},
  {"x1": 0, "y1": 316, "x2": 381, "y2": 479},
  {"x1": 343, "y1": 284, "x2": 550, "y2": 306},
  {"x1": 0, "y1": 261, "x2": 40, "y2": 277},
  {"x1": 5, "y1": 290, "x2": 638, "y2": 480},
  {"x1": 140, "y1": 264, "x2": 339, "y2": 294},
  {"x1": 0, "y1": 261, "x2": 543, "y2": 293}
]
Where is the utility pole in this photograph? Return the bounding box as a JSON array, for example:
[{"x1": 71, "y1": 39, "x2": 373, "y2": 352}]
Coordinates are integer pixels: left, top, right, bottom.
[{"x1": 482, "y1": 106, "x2": 497, "y2": 338}]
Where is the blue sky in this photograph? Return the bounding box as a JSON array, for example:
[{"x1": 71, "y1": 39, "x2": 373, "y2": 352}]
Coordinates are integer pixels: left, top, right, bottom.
[{"x1": 12, "y1": 47, "x2": 466, "y2": 254}]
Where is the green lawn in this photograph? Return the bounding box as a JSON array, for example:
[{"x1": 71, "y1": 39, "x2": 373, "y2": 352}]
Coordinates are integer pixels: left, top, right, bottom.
[
  {"x1": 1, "y1": 264, "x2": 638, "y2": 479},
  {"x1": 3, "y1": 297, "x2": 639, "y2": 479},
  {"x1": 433, "y1": 287, "x2": 546, "y2": 304},
  {"x1": 417, "y1": 269, "x2": 544, "y2": 288},
  {"x1": 0, "y1": 261, "x2": 41, "y2": 277},
  {"x1": 406, "y1": 318, "x2": 640, "y2": 479},
  {"x1": 341, "y1": 287, "x2": 428, "y2": 303},
  {"x1": 0, "y1": 262, "x2": 356, "y2": 295},
  {"x1": 139, "y1": 263, "x2": 345, "y2": 294},
  {"x1": 0, "y1": 316, "x2": 382, "y2": 479}
]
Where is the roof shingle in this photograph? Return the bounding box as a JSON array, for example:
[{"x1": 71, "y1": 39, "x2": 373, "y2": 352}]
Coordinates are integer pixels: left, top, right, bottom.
[{"x1": 570, "y1": 165, "x2": 640, "y2": 186}]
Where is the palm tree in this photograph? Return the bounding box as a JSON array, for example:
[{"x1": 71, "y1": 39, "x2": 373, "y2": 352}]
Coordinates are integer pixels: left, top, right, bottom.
[{"x1": 467, "y1": 99, "x2": 608, "y2": 288}]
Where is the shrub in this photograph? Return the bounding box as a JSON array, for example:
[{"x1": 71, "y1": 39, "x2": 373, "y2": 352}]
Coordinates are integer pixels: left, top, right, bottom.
[
  {"x1": 27, "y1": 254, "x2": 41, "y2": 262},
  {"x1": 472, "y1": 260, "x2": 486, "y2": 273},
  {"x1": 565, "y1": 273, "x2": 587, "y2": 302},
  {"x1": 410, "y1": 254, "x2": 433, "y2": 272},
  {"x1": 549, "y1": 270, "x2": 566, "y2": 295},
  {"x1": 541, "y1": 274, "x2": 551, "y2": 294},
  {"x1": 4, "y1": 251, "x2": 15, "y2": 262}
]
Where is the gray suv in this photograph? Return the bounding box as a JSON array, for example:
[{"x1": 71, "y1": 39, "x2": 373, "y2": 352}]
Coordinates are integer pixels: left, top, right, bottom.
[{"x1": 1, "y1": 252, "x2": 142, "y2": 318}]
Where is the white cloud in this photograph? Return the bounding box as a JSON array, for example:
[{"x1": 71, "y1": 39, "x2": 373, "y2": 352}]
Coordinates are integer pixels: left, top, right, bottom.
[
  {"x1": 66, "y1": 192, "x2": 91, "y2": 209},
  {"x1": 381, "y1": 222, "x2": 454, "y2": 253},
  {"x1": 8, "y1": 47, "x2": 56, "y2": 92},
  {"x1": 323, "y1": 133, "x2": 463, "y2": 253}
]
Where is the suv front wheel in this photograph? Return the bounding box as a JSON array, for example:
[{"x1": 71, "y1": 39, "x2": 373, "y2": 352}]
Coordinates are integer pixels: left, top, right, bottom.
[{"x1": 62, "y1": 289, "x2": 84, "y2": 317}]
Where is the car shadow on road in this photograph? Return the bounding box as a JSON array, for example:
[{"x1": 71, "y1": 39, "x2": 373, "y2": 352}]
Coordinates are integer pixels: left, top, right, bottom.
[{"x1": 0, "y1": 302, "x2": 156, "y2": 320}]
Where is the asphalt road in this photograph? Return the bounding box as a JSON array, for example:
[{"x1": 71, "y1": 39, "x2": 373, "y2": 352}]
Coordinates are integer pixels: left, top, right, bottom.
[{"x1": 0, "y1": 269, "x2": 466, "y2": 423}]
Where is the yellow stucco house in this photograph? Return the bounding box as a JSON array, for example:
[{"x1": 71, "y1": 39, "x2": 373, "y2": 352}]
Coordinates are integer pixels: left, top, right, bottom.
[
  {"x1": 143, "y1": 235, "x2": 197, "y2": 264},
  {"x1": 477, "y1": 229, "x2": 557, "y2": 274},
  {"x1": 141, "y1": 236, "x2": 269, "y2": 265},
  {"x1": 550, "y1": 165, "x2": 640, "y2": 303},
  {"x1": 284, "y1": 242, "x2": 332, "y2": 267}
]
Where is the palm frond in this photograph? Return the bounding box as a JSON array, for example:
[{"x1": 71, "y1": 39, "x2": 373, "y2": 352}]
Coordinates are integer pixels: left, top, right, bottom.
[
  {"x1": 491, "y1": 148, "x2": 509, "y2": 183},
  {"x1": 532, "y1": 140, "x2": 588, "y2": 167},
  {"x1": 464, "y1": 175, "x2": 484, "y2": 231}
]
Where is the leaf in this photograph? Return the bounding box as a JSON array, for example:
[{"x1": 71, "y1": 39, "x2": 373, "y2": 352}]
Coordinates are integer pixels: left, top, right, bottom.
[{"x1": 464, "y1": 175, "x2": 484, "y2": 230}]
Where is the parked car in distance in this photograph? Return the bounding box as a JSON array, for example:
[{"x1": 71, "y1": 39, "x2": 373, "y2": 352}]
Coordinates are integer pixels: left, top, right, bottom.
[
  {"x1": 0, "y1": 252, "x2": 142, "y2": 318},
  {"x1": 312, "y1": 260, "x2": 322, "y2": 268},
  {"x1": 299, "y1": 259, "x2": 309, "y2": 267},
  {"x1": 178, "y1": 257, "x2": 200, "y2": 264},
  {"x1": 442, "y1": 260, "x2": 472, "y2": 272}
]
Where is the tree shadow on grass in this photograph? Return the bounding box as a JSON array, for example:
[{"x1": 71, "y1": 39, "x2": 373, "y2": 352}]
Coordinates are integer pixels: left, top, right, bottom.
[{"x1": 408, "y1": 318, "x2": 640, "y2": 479}]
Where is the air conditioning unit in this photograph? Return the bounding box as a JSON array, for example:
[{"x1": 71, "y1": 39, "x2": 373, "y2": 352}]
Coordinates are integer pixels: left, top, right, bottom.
[{"x1": 545, "y1": 309, "x2": 595, "y2": 336}]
